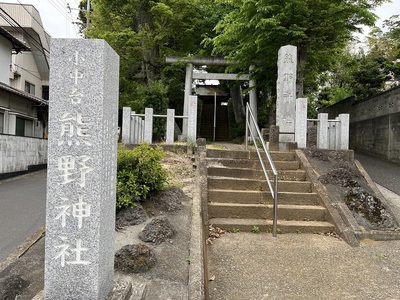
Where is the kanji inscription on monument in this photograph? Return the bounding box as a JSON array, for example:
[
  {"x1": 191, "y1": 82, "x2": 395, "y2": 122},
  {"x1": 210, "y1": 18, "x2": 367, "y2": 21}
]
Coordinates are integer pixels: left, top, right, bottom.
[
  {"x1": 45, "y1": 39, "x2": 119, "y2": 300},
  {"x1": 276, "y1": 45, "x2": 297, "y2": 142}
]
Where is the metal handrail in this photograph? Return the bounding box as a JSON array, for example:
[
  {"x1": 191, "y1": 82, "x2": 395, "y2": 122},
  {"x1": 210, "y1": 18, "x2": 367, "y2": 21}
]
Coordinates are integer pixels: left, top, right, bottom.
[{"x1": 245, "y1": 103, "x2": 279, "y2": 237}]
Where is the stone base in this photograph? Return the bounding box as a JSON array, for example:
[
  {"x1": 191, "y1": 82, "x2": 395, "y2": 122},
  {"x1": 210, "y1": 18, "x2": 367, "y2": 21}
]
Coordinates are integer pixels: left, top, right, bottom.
[
  {"x1": 32, "y1": 280, "x2": 147, "y2": 300},
  {"x1": 107, "y1": 280, "x2": 147, "y2": 300}
]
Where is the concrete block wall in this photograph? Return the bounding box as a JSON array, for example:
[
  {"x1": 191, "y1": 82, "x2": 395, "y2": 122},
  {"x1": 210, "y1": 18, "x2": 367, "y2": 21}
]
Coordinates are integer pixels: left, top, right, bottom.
[
  {"x1": 321, "y1": 86, "x2": 400, "y2": 163},
  {"x1": 0, "y1": 135, "x2": 47, "y2": 174}
]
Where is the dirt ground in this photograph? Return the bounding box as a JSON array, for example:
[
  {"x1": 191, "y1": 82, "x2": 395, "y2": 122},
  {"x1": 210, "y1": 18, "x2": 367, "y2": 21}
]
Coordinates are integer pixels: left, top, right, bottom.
[
  {"x1": 0, "y1": 149, "x2": 196, "y2": 300},
  {"x1": 303, "y1": 147, "x2": 396, "y2": 230}
]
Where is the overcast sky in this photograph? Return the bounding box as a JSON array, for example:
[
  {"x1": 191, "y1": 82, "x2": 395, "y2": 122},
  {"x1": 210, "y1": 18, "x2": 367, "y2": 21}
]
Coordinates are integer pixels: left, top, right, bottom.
[{"x1": 0, "y1": 0, "x2": 399, "y2": 39}]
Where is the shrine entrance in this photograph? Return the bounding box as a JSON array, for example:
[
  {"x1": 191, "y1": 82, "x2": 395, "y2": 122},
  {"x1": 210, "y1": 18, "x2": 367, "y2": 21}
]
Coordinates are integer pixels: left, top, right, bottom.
[{"x1": 165, "y1": 57, "x2": 257, "y2": 141}]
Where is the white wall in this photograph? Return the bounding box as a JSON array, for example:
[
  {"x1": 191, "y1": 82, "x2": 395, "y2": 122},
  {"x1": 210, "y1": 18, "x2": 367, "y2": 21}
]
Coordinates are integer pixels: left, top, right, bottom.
[
  {"x1": 11, "y1": 52, "x2": 42, "y2": 97},
  {"x1": 0, "y1": 135, "x2": 47, "y2": 174},
  {"x1": 0, "y1": 35, "x2": 12, "y2": 85}
]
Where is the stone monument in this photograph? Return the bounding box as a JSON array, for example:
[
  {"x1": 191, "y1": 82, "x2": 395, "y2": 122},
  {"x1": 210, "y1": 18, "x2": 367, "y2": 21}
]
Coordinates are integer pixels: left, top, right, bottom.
[
  {"x1": 45, "y1": 39, "x2": 119, "y2": 299},
  {"x1": 276, "y1": 45, "x2": 297, "y2": 142},
  {"x1": 295, "y1": 98, "x2": 308, "y2": 148}
]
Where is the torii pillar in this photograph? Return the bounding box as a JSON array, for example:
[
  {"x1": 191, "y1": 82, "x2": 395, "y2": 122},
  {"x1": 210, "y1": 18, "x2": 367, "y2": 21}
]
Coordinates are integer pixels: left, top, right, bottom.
[{"x1": 183, "y1": 63, "x2": 193, "y2": 139}]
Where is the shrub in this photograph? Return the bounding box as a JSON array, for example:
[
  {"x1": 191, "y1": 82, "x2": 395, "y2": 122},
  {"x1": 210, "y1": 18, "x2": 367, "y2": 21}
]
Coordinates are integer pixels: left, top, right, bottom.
[{"x1": 116, "y1": 143, "x2": 167, "y2": 210}]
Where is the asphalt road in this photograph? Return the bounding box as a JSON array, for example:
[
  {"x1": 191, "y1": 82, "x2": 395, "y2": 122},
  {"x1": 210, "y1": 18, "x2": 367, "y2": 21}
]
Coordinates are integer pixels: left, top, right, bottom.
[
  {"x1": 0, "y1": 170, "x2": 47, "y2": 262},
  {"x1": 355, "y1": 152, "x2": 400, "y2": 195}
]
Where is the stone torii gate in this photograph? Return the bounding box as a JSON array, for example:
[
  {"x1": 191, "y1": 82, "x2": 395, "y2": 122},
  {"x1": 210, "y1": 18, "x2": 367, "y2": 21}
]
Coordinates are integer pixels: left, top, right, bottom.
[{"x1": 165, "y1": 57, "x2": 258, "y2": 138}]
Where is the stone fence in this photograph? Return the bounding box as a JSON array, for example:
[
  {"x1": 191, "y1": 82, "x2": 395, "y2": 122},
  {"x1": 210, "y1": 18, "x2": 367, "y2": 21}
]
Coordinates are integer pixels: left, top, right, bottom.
[
  {"x1": 122, "y1": 95, "x2": 198, "y2": 145},
  {"x1": 0, "y1": 134, "x2": 47, "y2": 176},
  {"x1": 321, "y1": 85, "x2": 400, "y2": 163},
  {"x1": 291, "y1": 98, "x2": 349, "y2": 150}
]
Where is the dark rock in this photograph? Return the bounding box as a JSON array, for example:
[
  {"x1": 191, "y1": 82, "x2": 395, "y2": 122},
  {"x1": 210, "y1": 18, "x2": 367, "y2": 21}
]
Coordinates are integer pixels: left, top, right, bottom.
[
  {"x1": 149, "y1": 187, "x2": 187, "y2": 212},
  {"x1": 319, "y1": 163, "x2": 360, "y2": 187},
  {"x1": 139, "y1": 216, "x2": 176, "y2": 245},
  {"x1": 345, "y1": 187, "x2": 395, "y2": 229},
  {"x1": 304, "y1": 147, "x2": 329, "y2": 161},
  {"x1": 116, "y1": 204, "x2": 148, "y2": 228},
  {"x1": 115, "y1": 244, "x2": 156, "y2": 273},
  {"x1": 0, "y1": 275, "x2": 29, "y2": 300}
]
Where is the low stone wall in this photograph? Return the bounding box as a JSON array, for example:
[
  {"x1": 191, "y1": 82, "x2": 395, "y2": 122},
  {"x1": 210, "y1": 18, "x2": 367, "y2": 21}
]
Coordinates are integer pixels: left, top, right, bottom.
[
  {"x1": 0, "y1": 134, "x2": 47, "y2": 176},
  {"x1": 321, "y1": 86, "x2": 400, "y2": 163}
]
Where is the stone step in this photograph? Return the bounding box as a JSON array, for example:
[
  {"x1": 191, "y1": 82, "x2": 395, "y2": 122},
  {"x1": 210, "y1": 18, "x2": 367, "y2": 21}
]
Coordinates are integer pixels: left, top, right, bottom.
[
  {"x1": 208, "y1": 203, "x2": 327, "y2": 221},
  {"x1": 206, "y1": 149, "x2": 296, "y2": 161},
  {"x1": 208, "y1": 177, "x2": 312, "y2": 193},
  {"x1": 208, "y1": 189, "x2": 320, "y2": 206},
  {"x1": 206, "y1": 158, "x2": 300, "y2": 170},
  {"x1": 207, "y1": 166, "x2": 306, "y2": 181},
  {"x1": 208, "y1": 218, "x2": 335, "y2": 234}
]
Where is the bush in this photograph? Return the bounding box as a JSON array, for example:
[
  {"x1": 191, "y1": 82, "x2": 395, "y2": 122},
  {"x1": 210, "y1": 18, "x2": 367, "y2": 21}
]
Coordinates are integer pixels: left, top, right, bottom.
[{"x1": 116, "y1": 143, "x2": 168, "y2": 210}]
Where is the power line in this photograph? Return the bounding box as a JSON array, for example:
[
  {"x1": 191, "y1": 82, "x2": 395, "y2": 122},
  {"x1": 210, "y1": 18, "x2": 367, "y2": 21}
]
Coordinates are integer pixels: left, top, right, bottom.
[
  {"x1": 13, "y1": 63, "x2": 42, "y2": 80},
  {"x1": 49, "y1": 0, "x2": 71, "y2": 20},
  {"x1": 48, "y1": 0, "x2": 81, "y2": 38}
]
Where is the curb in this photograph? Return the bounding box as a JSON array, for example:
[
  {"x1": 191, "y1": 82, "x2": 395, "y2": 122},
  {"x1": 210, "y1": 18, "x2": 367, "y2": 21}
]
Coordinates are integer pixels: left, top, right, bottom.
[
  {"x1": 0, "y1": 225, "x2": 45, "y2": 273},
  {"x1": 188, "y1": 160, "x2": 205, "y2": 300}
]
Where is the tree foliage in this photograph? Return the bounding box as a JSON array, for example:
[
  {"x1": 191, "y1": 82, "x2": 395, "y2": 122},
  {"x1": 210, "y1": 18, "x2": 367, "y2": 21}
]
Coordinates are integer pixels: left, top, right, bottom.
[
  {"x1": 85, "y1": 0, "x2": 212, "y2": 121},
  {"x1": 211, "y1": 0, "x2": 388, "y2": 99},
  {"x1": 317, "y1": 13, "x2": 400, "y2": 107}
]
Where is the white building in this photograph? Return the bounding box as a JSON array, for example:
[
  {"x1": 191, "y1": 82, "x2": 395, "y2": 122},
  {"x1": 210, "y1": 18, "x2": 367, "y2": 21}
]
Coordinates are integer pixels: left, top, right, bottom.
[{"x1": 0, "y1": 2, "x2": 49, "y2": 138}]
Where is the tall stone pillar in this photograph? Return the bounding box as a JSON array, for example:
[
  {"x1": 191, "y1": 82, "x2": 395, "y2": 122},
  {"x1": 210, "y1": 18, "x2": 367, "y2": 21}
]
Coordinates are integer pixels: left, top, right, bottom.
[
  {"x1": 276, "y1": 45, "x2": 297, "y2": 142},
  {"x1": 45, "y1": 39, "x2": 119, "y2": 300}
]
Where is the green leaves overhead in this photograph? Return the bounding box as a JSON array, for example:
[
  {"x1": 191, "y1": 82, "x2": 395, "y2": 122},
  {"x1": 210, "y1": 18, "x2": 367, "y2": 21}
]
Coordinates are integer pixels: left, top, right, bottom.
[
  {"x1": 87, "y1": 0, "x2": 207, "y2": 114},
  {"x1": 211, "y1": 0, "x2": 388, "y2": 96}
]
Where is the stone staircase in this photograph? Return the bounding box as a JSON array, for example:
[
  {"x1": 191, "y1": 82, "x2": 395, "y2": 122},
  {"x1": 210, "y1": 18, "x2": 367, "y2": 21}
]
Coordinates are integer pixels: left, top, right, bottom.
[{"x1": 206, "y1": 149, "x2": 335, "y2": 233}]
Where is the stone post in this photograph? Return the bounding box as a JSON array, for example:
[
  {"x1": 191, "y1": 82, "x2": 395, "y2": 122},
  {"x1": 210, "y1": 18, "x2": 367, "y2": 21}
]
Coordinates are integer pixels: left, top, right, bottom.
[
  {"x1": 317, "y1": 113, "x2": 329, "y2": 149},
  {"x1": 137, "y1": 116, "x2": 142, "y2": 144},
  {"x1": 249, "y1": 65, "x2": 257, "y2": 136},
  {"x1": 328, "y1": 120, "x2": 335, "y2": 149},
  {"x1": 295, "y1": 98, "x2": 307, "y2": 148},
  {"x1": 144, "y1": 108, "x2": 153, "y2": 144},
  {"x1": 45, "y1": 39, "x2": 119, "y2": 300},
  {"x1": 339, "y1": 114, "x2": 350, "y2": 150},
  {"x1": 269, "y1": 125, "x2": 280, "y2": 151},
  {"x1": 131, "y1": 115, "x2": 136, "y2": 144},
  {"x1": 276, "y1": 45, "x2": 297, "y2": 142},
  {"x1": 187, "y1": 95, "x2": 198, "y2": 143},
  {"x1": 141, "y1": 119, "x2": 145, "y2": 142},
  {"x1": 166, "y1": 109, "x2": 175, "y2": 145},
  {"x1": 335, "y1": 117, "x2": 341, "y2": 149},
  {"x1": 183, "y1": 63, "x2": 193, "y2": 139},
  {"x1": 122, "y1": 107, "x2": 131, "y2": 144}
]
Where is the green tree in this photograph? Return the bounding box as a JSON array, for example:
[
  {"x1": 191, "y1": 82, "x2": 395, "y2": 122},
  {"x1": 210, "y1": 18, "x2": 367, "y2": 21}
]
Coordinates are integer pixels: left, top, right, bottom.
[
  {"x1": 85, "y1": 0, "x2": 213, "y2": 113},
  {"x1": 318, "y1": 14, "x2": 400, "y2": 105},
  {"x1": 211, "y1": 0, "x2": 389, "y2": 99}
]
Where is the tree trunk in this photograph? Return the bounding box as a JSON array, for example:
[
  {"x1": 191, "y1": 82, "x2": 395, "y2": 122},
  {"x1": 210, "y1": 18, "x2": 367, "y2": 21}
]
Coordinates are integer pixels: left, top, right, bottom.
[{"x1": 230, "y1": 84, "x2": 245, "y2": 123}]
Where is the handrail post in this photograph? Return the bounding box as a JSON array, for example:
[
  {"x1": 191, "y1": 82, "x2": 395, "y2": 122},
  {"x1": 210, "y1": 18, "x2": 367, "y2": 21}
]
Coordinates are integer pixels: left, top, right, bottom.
[
  {"x1": 273, "y1": 174, "x2": 278, "y2": 237},
  {"x1": 245, "y1": 103, "x2": 278, "y2": 237}
]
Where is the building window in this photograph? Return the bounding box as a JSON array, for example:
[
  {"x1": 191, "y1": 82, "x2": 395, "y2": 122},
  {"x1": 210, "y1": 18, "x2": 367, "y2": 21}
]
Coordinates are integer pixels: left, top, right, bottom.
[
  {"x1": 25, "y1": 81, "x2": 35, "y2": 95},
  {"x1": 16, "y1": 117, "x2": 33, "y2": 137},
  {"x1": 42, "y1": 85, "x2": 49, "y2": 100}
]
